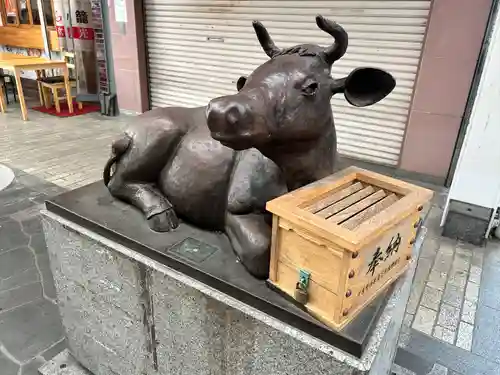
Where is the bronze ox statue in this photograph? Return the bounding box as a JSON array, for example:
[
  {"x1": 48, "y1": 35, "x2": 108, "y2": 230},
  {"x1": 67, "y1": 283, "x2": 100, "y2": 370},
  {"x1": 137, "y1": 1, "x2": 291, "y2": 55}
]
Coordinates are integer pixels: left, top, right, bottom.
[{"x1": 103, "y1": 16, "x2": 396, "y2": 279}]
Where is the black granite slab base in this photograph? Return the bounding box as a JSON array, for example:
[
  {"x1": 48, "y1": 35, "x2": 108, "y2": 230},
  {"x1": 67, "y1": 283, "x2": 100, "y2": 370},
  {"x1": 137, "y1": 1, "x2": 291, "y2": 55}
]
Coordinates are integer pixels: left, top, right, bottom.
[{"x1": 45, "y1": 181, "x2": 392, "y2": 358}]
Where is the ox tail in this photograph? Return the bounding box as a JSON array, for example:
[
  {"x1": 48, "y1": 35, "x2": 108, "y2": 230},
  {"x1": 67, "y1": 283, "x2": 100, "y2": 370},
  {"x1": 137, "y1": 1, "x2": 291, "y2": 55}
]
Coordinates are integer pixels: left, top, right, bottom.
[{"x1": 103, "y1": 135, "x2": 131, "y2": 186}]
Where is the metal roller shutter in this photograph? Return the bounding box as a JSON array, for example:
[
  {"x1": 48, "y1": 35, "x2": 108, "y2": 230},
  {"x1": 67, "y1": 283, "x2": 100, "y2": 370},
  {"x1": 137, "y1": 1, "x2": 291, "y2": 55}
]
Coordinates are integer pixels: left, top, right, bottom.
[{"x1": 144, "y1": 1, "x2": 431, "y2": 165}]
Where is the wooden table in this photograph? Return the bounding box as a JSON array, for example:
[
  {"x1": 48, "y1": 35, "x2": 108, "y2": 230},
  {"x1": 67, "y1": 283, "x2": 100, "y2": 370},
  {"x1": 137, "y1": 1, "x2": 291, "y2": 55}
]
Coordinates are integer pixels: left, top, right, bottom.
[{"x1": 0, "y1": 53, "x2": 73, "y2": 120}]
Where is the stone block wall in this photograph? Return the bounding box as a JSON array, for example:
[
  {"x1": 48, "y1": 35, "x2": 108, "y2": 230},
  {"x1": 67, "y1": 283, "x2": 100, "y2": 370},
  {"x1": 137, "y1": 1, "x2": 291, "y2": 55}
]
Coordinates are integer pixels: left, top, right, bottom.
[{"x1": 42, "y1": 212, "x2": 416, "y2": 375}]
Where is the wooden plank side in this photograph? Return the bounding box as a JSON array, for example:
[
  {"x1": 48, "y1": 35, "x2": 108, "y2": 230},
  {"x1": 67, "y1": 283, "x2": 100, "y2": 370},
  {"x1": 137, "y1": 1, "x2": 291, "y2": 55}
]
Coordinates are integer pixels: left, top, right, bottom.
[
  {"x1": 328, "y1": 190, "x2": 387, "y2": 224},
  {"x1": 343, "y1": 215, "x2": 416, "y2": 320},
  {"x1": 48, "y1": 29, "x2": 61, "y2": 51},
  {"x1": 355, "y1": 168, "x2": 434, "y2": 197},
  {"x1": 341, "y1": 194, "x2": 398, "y2": 230},
  {"x1": 274, "y1": 260, "x2": 339, "y2": 325},
  {"x1": 265, "y1": 202, "x2": 358, "y2": 250},
  {"x1": 0, "y1": 27, "x2": 44, "y2": 50},
  {"x1": 306, "y1": 181, "x2": 363, "y2": 213},
  {"x1": 268, "y1": 215, "x2": 280, "y2": 282},
  {"x1": 317, "y1": 186, "x2": 375, "y2": 219},
  {"x1": 277, "y1": 224, "x2": 344, "y2": 294}
]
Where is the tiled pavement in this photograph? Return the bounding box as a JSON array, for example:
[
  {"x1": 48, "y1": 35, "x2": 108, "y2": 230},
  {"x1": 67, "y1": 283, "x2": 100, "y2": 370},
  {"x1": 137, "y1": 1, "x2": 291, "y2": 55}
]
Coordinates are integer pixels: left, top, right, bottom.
[
  {"x1": 2, "y1": 97, "x2": 500, "y2": 374},
  {"x1": 394, "y1": 202, "x2": 500, "y2": 374},
  {"x1": 407, "y1": 222, "x2": 483, "y2": 350},
  {"x1": 0, "y1": 99, "x2": 126, "y2": 374},
  {"x1": 0, "y1": 100, "x2": 125, "y2": 190},
  {"x1": 0, "y1": 166, "x2": 68, "y2": 374}
]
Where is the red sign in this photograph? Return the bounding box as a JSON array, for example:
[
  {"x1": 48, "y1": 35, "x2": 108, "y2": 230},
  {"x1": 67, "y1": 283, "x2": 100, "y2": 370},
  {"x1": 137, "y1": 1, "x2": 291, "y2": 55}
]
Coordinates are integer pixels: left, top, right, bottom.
[
  {"x1": 72, "y1": 26, "x2": 95, "y2": 40},
  {"x1": 55, "y1": 25, "x2": 66, "y2": 37},
  {"x1": 57, "y1": 26, "x2": 94, "y2": 40}
]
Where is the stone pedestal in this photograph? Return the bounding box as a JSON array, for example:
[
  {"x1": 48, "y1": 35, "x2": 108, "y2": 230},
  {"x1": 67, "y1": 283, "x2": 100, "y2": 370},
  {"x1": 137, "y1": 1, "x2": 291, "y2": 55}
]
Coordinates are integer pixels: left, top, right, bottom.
[{"x1": 40, "y1": 183, "x2": 426, "y2": 375}]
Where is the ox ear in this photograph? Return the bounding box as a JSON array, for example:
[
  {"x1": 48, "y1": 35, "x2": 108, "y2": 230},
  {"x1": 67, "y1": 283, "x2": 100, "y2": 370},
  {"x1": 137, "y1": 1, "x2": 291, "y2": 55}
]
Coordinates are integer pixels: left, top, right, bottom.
[
  {"x1": 332, "y1": 68, "x2": 396, "y2": 107},
  {"x1": 237, "y1": 76, "x2": 247, "y2": 91}
]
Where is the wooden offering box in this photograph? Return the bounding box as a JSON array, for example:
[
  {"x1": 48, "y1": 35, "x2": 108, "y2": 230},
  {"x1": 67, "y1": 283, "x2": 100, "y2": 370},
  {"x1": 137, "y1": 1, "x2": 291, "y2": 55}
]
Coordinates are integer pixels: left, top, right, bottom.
[{"x1": 266, "y1": 167, "x2": 434, "y2": 330}]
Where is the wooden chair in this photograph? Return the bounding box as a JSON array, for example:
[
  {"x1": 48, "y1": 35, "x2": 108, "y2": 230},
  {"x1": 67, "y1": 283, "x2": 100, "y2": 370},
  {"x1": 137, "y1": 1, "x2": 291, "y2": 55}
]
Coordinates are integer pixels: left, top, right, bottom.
[
  {"x1": 37, "y1": 51, "x2": 83, "y2": 113},
  {"x1": 0, "y1": 68, "x2": 17, "y2": 104}
]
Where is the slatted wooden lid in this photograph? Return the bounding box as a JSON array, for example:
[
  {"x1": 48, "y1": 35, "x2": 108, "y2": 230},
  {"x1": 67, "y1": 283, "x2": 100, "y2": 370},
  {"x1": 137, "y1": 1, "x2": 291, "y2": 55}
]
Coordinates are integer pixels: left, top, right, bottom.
[
  {"x1": 266, "y1": 167, "x2": 434, "y2": 250},
  {"x1": 304, "y1": 180, "x2": 399, "y2": 231}
]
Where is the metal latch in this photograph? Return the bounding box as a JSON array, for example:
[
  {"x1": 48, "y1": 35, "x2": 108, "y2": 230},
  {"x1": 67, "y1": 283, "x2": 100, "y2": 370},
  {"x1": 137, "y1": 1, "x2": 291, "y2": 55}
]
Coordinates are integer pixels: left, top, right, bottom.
[{"x1": 294, "y1": 269, "x2": 311, "y2": 305}]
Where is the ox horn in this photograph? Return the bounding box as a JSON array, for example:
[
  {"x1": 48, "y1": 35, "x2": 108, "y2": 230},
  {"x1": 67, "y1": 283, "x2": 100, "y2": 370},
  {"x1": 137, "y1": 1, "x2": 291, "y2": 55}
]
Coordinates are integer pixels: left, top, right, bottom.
[
  {"x1": 316, "y1": 15, "x2": 348, "y2": 65},
  {"x1": 252, "y1": 21, "x2": 281, "y2": 58}
]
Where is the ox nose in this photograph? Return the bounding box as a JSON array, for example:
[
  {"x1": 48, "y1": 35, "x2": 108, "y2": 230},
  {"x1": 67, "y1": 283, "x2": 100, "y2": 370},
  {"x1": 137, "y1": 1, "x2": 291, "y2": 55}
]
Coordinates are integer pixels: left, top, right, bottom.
[
  {"x1": 225, "y1": 103, "x2": 246, "y2": 127},
  {"x1": 207, "y1": 100, "x2": 250, "y2": 134}
]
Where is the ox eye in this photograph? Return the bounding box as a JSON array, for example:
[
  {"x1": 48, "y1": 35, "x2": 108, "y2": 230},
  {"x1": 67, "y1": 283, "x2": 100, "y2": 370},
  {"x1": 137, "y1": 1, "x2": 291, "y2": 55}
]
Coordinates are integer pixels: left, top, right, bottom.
[{"x1": 302, "y1": 81, "x2": 318, "y2": 96}]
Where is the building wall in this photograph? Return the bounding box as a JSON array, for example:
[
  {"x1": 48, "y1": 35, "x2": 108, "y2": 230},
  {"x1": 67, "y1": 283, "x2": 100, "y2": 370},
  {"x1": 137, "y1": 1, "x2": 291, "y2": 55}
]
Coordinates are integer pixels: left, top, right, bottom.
[
  {"x1": 109, "y1": 0, "x2": 493, "y2": 181},
  {"x1": 399, "y1": 0, "x2": 494, "y2": 180},
  {"x1": 443, "y1": 1, "x2": 500, "y2": 215},
  {"x1": 107, "y1": 0, "x2": 148, "y2": 114}
]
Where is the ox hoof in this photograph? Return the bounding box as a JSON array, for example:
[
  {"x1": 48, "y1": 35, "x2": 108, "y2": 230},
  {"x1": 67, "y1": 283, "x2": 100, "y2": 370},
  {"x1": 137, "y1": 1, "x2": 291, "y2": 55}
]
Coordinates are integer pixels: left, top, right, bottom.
[
  {"x1": 237, "y1": 248, "x2": 270, "y2": 280},
  {"x1": 147, "y1": 208, "x2": 179, "y2": 232}
]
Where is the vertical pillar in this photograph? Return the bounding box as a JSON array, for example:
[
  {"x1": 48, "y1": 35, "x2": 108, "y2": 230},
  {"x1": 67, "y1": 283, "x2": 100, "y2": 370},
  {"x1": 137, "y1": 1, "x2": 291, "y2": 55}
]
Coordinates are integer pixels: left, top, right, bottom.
[
  {"x1": 399, "y1": 0, "x2": 493, "y2": 180},
  {"x1": 107, "y1": 0, "x2": 149, "y2": 114},
  {"x1": 441, "y1": 2, "x2": 500, "y2": 245}
]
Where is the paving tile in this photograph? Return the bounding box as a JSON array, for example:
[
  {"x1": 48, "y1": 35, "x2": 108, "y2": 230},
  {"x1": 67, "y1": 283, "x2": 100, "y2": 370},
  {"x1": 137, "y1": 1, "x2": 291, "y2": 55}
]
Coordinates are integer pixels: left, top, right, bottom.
[
  {"x1": 0, "y1": 349, "x2": 20, "y2": 375},
  {"x1": 464, "y1": 282, "x2": 479, "y2": 304},
  {"x1": 468, "y1": 265, "x2": 482, "y2": 284},
  {"x1": 392, "y1": 363, "x2": 417, "y2": 375},
  {"x1": 21, "y1": 356, "x2": 46, "y2": 375},
  {"x1": 0, "y1": 299, "x2": 64, "y2": 362},
  {"x1": 452, "y1": 255, "x2": 470, "y2": 272},
  {"x1": 443, "y1": 284, "x2": 464, "y2": 308},
  {"x1": 394, "y1": 347, "x2": 435, "y2": 375},
  {"x1": 398, "y1": 329, "x2": 411, "y2": 348},
  {"x1": 433, "y1": 325, "x2": 456, "y2": 345},
  {"x1": 403, "y1": 312, "x2": 415, "y2": 329},
  {"x1": 9, "y1": 204, "x2": 44, "y2": 223},
  {"x1": 448, "y1": 268, "x2": 467, "y2": 289},
  {"x1": 0, "y1": 184, "x2": 37, "y2": 206},
  {"x1": 433, "y1": 250, "x2": 454, "y2": 273},
  {"x1": 437, "y1": 303, "x2": 460, "y2": 331},
  {"x1": 472, "y1": 304, "x2": 500, "y2": 362},
  {"x1": 428, "y1": 363, "x2": 449, "y2": 375},
  {"x1": 29, "y1": 233, "x2": 48, "y2": 256},
  {"x1": 456, "y1": 322, "x2": 473, "y2": 351},
  {"x1": 420, "y1": 237, "x2": 439, "y2": 260},
  {"x1": 461, "y1": 299, "x2": 477, "y2": 325},
  {"x1": 479, "y1": 249, "x2": 500, "y2": 310},
  {"x1": 456, "y1": 242, "x2": 474, "y2": 257},
  {"x1": 0, "y1": 267, "x2": 39, "y2": 291},
  {"x1": 0, "y1": 282, "x2": 43, "y2": 312},
  {"x1": 0, "y1": 247, "x2": 35, "y2": 280},
  {"x1": 415, "y1": 258, "x2": 433, "y2": 281},
  {"x1": 408, "y1": 329, "x2": 500, "y2": 375},
  {"x1": 0, "y1": 219, "x2": 30, "y2": 253},
  {"x1": 20, "y1": 216, "x2": 43, "y2": 235},
  {"x1": 421, "y1": 285, "x2": 443, "y2": 311},
  {"x1": 427, "y1": 270, "x2": 448, "y2": 291},
  {"x1": 41, "y1": 339, "x2": 68, "y2": 361},
  {"x1": 471, "y1": 251, "x2": 484, "y2": 268},
  {"x1": 37, "y1": 254, "x2": 57, "y2": 300},
  {"x1": 438, "y1": 239, "x2": 455, "y2": 256},
  {"x1": 413, "y1": 306, "x2": 437, "y2": 335},
  {"x1": 407, "y1": 281, "x2": 424, "y2": 315}
]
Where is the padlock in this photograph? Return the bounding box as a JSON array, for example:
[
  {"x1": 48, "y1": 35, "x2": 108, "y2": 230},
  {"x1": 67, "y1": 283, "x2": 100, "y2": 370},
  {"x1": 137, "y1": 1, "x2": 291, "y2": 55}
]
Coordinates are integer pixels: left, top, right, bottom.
[{"x1": 294, "y1": 285, "x2": 309, "y2": 304}]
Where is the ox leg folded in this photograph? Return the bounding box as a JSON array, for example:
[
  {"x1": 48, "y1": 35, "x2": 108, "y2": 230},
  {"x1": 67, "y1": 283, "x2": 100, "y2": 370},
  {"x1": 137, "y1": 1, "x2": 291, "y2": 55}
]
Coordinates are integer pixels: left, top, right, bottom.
[
  {"x1": 107, "y1": 179, "x2": 179, "y2": 232},
  {"x1": 225, "y1": 212, "x2": 271, "y2": 279}
]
